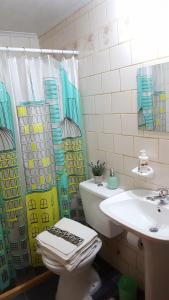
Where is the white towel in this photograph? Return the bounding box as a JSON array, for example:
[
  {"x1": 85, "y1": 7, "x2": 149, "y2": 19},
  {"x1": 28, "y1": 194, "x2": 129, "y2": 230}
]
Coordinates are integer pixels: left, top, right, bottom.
[
  {"x1": 36, "y1": 218, "x2": 99, "y2": 268},
  {"x1": 38, "y1": 237, "x2": 102, "y2": 271}
]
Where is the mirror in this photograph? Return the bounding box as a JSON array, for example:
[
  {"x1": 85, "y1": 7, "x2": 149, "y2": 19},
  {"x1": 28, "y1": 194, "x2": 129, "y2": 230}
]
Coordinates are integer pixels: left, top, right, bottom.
[{"x1": 137, "y1": 62, "x2": 169, "y2": 132}]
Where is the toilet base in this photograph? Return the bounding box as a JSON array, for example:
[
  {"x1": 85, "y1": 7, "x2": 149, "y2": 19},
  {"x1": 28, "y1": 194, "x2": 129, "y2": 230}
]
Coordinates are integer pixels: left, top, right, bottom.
[
  {"x1": 56, "y1": 267, "x2": 101, "y2": 300},
  {"x1": 88, "y1": 268, "x2": 102, "y2": 295}
]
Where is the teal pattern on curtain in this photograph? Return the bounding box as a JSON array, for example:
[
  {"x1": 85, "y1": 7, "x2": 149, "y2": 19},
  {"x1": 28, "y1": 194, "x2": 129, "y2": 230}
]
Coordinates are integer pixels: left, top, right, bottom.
[
  {"x1": 44, "y1": 65, "x2": 88, "y2": 221},
  {"x1": 0, "y1": 82, "x2": 29, "y2": 291},
  {"x1": 0, "y1": 55, "x2": 87, "y2": 291}
]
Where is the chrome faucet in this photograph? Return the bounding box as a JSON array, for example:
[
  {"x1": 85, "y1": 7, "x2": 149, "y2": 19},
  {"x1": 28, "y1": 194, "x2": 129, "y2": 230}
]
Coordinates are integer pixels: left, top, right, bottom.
[{"x1": 146, "y1": 188, "x2": 169, "y2": 205}]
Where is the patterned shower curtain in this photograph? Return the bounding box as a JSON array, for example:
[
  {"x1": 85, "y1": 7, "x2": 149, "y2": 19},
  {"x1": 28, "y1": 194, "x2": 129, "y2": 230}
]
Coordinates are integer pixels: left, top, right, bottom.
[{"x1": 0, "y1": 52, "x2": 87, "y2": 291}]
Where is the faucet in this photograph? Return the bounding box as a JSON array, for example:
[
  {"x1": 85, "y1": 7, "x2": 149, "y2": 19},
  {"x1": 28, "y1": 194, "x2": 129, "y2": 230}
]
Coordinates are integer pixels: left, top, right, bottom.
[{"x1": 146, "y1": 188, "x2": 169, "y2": 205}]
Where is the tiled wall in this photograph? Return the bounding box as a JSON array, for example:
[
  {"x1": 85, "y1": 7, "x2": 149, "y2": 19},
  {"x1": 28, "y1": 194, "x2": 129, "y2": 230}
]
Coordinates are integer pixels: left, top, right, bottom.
[
  {"x1": 39, "y1": 0, "x2": 169, "y2": 287},
  {"x1": 0, "y1": 31, "x2": 39, "y2": 48}
]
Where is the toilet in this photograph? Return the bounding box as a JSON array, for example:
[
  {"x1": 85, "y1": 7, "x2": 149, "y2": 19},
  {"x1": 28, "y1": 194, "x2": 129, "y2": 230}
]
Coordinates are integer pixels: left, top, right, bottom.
[{"x1": 39, "y1": 179, "x2": 124, "y2": 300}]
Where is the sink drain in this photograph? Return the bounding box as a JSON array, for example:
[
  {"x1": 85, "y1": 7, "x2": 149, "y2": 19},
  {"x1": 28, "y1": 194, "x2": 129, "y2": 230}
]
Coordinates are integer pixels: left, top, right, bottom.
[{"x1": 149, "y1": 226, "x2": 158, "y2": 232}]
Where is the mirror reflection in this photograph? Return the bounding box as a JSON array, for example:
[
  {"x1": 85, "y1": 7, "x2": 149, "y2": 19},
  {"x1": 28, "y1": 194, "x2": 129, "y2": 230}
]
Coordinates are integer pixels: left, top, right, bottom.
[{"x1": 137, "y1": 62, "x2": 169, "y2": 132}]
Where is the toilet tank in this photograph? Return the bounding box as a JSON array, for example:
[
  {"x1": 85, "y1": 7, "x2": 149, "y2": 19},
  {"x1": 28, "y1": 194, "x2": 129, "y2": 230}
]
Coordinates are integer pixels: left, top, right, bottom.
[{"x1": 79, "y1": 179, "x2": 124, "y2": 238}]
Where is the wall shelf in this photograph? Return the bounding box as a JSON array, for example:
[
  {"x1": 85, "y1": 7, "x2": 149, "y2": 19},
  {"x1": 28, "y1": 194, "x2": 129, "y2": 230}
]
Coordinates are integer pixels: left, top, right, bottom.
[{"x1": 132, "y1": 167, "x2": 154, "y2": 178}]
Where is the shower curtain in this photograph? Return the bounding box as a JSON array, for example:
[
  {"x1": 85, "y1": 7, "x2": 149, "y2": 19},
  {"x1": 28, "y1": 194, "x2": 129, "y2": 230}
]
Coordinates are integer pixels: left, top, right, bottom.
[{"x1": 0, "y1": 52, "x2": 87, "y2": 291}]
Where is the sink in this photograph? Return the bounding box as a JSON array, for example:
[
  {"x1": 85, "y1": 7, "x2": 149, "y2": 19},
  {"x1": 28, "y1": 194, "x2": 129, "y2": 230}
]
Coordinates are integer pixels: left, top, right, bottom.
[
  {"x1": 100, "y1": 189, "x2": 169, "y2": 300},
  {"x1": 100, "y1": 189, "x2": 169, "y2": 241}
]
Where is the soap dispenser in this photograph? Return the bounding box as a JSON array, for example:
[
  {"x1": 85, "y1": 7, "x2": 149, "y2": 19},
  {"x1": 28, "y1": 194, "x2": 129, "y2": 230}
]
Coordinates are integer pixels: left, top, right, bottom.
[
  {"x1": 107, "y1": 168, "x2": 118, "y2": 189},
  {"x1": 138, "y1": 149, "x2": 149, "y2": 173}
]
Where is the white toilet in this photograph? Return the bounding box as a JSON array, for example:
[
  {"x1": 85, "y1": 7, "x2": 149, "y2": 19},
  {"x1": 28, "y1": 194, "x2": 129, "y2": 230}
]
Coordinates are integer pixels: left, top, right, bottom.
[{"x1": 40, "y1": 179, "x2": 124, "y2": 300}]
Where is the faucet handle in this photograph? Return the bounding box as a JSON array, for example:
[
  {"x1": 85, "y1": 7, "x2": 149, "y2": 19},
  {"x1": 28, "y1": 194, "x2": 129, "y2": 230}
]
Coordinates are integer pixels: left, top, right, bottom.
[{"x1": 157, "y1": 188, "x2": 169, "y2": 198}]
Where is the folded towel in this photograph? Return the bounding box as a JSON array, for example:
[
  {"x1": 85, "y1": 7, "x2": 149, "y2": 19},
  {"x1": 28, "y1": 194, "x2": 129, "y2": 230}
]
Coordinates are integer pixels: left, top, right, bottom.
[
  {"x1": 36, "y1": 218, "x2": 99, "y2": 268},
  {"x1": 38, "y1": 237, "x2": 102, "y2": 271}
]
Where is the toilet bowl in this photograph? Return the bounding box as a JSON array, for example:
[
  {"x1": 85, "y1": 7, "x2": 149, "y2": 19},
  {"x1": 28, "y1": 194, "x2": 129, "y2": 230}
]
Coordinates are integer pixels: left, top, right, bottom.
[
  {"x1": 41, "y1": 241, "x2": 102, "y2": 300},
  {"x1": 38, "y1": 180, "x2": 124, "y2": 300}
]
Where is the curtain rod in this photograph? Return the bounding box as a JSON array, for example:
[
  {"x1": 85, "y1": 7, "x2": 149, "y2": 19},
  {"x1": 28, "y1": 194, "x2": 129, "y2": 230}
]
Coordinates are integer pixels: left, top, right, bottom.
[{"x1": 0, "y1": 47, "x2": 79, "y2": 55}]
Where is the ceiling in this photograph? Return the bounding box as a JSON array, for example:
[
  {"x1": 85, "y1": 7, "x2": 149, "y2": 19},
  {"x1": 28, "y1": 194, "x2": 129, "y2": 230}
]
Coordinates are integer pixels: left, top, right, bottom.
[{"x1": 0, "y1": 0, "x2": 91, "y2": 36}]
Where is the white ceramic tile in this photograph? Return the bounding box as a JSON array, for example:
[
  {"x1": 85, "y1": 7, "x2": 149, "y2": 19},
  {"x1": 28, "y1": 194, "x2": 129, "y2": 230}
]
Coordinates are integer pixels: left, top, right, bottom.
[
  {"x1": 92, "y1": 49, "x2": 110, "y2": 74},
  {"x1": 87, "y1": 74, "x2": 102, "y2": 95},
  {"x1": 114, "y1": 135, "x2": 134, "y2": 156},
  {"x1": 88, "y1": 115, "x2": 104, "y2": 132},
  {"x1": 89, "y1": 2, "x2": 107, "y2": 31},
  {"x1": 121, "y1": 114, "x2": 138, "y2": 135},
  {"x1": 95, "y1": 149, "x2": 107, "y2": 163},
  {"x1": 134, "y1": 137, "x2": 158, "y2": 161},
  {"x1": 158, "y1": 132, "x2": 169, "y2": 140},
  {"x1": 79, "y1": 77, "x2": 88, "y2": 97},
  {"x1": 106, "y1": 0, "x2": 119, "y2": 21},
  {"x1": 158, "y1": 37, "x2": 169, "y2": 58},
  {"x1": 123, "y1": 156, "x2": 138, "y2": 176},
  {"x1": 159, "y1": 139, "x2": 169, "y2": 164},
  {"x1": 102, "y1": 70, "x2": 120, "y2": 93},
  {"x1": 104, "y1": 114, "x2": 122, "y2": 134},
  {"x1": 143, "y1": 130, "x2": 159, "y2": 139},
  {"x1": 166, "y1": 115, "x2": 169, "y2": 133},
  {"x1": 131, "y1": 90, "x2": 137, "y2": 113},
  {"x1": 110, "y1": 42, "x2": 131, "y2": 70},
  {"x1": 86, "y1": 131, "x2": 98, "y2": 150},
  {"x1": 77, "y1": 37, "x2": 90, "y2": 58},
  {"x1": 83, "y1": 115, "x2": 89, "y2": 131},
  {"x1": 85, "y1": 31, "x2": 100, "y2": 56},
  {"x1": 62, "y1": 22, "x2": 78, "y2": 45},
  {"x1": 87, "y1": 148, "x2": 98, "y2": 164},
  {"x1": 131, "y1": 38, "x2": 158, "y2": 64},
  {"x1": 79, "y1": 55, "x2": 93, "y2": 78},
  {"x1": 118, "y1": 17, "x2": 134, "y2": 43},
  {"x1": 133, "y1": 177, "x2": 159, "y2": 191},
  {"x1": 95, "y1": 94, "x2": 111, "y2": 114},
  {"x1": 75, "y1": 13, "x2": 90, "y2": 39},
  {"x1": 99, "y1": 21, "x2": 118, "y2": 50},
  {"x1": 150, "y1": 162, "x2": 169, "y2": 188},
  {"x1": 111, "y1": 91, "x2": 133, "y2": 113},
  {"x1": 106, "y1": 152, "x2": 123, "y2": 172},
  {"x1": 81, "y1": 96, "x2": 95, "y2": 114},
  {"x1": 107, "y1": 0, "x2": 134, "y2": 21},
  {"x1": 95, "y1": 115, "x2": 104, "y2": 133},
  {"x1": 98, "y1": 133, "x2": 114, "y2": 151},
  {"x1": 120, "y1": 65, "x2": 138, "y2": 91},
  {"x1": 118, "y1": 173, "x2": 134, "y2": 189}
]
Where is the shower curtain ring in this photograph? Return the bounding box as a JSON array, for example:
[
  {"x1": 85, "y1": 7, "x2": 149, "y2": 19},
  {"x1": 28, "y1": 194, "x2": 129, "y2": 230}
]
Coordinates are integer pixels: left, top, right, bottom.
[
  {"x1": 23, "y1": 47, "x2": 26, "y2": 58},
  {"x1": 61, "y1": 50, "x2": 65, "y2": 60},
  {"x1": 52, "y1": 49, "x2": 55, "y2": 58}
]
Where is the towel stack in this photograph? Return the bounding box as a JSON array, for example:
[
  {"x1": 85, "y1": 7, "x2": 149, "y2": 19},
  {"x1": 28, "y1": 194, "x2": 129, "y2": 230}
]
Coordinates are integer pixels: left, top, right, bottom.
[{"x1": 36, "y1": 218, "x2": 102, "y2": 271}]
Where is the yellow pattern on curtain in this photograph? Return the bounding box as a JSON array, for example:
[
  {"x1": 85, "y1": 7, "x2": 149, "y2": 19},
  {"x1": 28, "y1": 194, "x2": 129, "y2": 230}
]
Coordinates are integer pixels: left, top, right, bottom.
[{"x1": 26, "y1": 187, "x2": 59, "y2": 266}]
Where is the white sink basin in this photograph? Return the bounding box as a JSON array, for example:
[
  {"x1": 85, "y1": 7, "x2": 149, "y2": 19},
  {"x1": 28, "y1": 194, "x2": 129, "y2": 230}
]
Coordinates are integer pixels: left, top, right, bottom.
[
  {"x1": 100, "y1": 189, "x2": 169, "y2": 300},
  {"x1": 100, "y1": 189, "x2": 169, "y2": 241}
]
